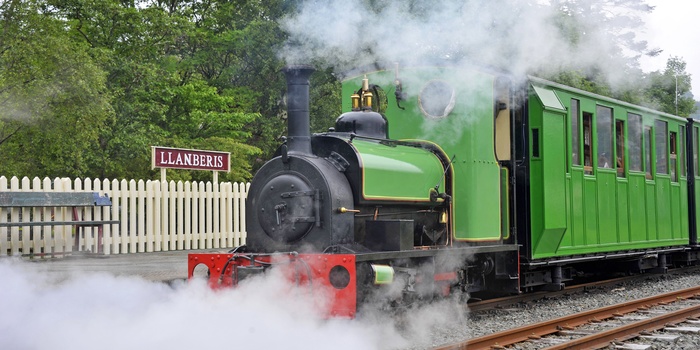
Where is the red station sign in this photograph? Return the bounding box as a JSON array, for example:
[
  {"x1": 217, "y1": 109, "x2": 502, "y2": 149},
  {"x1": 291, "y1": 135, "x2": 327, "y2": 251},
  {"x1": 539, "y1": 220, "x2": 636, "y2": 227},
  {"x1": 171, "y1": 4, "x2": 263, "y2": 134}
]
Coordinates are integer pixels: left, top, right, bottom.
[{"x1": 152, "y1": 146, "x2": 230, "y2": 172}]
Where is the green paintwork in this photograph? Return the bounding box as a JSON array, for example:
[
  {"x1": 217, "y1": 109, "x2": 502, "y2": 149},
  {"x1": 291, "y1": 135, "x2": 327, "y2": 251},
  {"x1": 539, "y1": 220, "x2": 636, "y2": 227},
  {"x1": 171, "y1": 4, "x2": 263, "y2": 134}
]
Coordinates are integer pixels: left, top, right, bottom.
[
  {"x1": 528, "y1": 78, "x2": 689, "y2": 259},
  {"x1": 501, "y1": 167, "x2": 511, "y2": 240},
  {"x1": 529, "y1": 104, "x2": 568, "y2": 255},
  {"x1": 696, "y1": 175, "x2": 700, "y2": 243},
  {"x1": 342, "y1": 67, "x2": 502, "y2": 241},
  {"x1": 532, "y1": 85, "x2": 565, "y2": 111},
  {"x1": 528, "y1": 85, "x2": 568, "y2": 254},
  {"x1": 370, "y1": 264, "x2": 394, "y2": 285},
  {"x1": 350, "y1": 139, "x2": 445, "y2": 202}
]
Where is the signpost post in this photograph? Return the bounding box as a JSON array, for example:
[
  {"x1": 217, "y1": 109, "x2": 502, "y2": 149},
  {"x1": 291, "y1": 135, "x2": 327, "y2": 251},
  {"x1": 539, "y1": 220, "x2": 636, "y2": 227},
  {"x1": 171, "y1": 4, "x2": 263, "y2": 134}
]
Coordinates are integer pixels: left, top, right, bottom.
[{"x1": 151, "y1": 146, "x2": 231, "y2": 182}]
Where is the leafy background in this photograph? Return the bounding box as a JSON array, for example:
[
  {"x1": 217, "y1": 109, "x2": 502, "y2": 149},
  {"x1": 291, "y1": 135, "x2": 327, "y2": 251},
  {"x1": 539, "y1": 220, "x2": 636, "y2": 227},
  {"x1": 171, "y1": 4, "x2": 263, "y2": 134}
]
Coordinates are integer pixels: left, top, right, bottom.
[{"x1": 0, "y1": 0, "x2": 694, "y2": 181}]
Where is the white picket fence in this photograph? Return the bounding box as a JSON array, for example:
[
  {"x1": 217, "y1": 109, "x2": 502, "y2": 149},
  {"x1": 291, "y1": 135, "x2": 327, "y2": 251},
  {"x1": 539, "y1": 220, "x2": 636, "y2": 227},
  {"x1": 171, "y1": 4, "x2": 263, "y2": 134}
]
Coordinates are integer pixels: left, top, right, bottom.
[{"x1": 0, "y1": 176, "x2": 249, "y2": 257}]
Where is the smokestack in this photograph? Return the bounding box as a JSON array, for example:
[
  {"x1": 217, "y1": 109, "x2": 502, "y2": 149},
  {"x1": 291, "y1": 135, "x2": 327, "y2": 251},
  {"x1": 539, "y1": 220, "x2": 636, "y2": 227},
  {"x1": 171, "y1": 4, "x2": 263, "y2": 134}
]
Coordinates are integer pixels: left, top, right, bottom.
[{"x1": 283, "y1": 65, "x2": 315, "y2": 155}]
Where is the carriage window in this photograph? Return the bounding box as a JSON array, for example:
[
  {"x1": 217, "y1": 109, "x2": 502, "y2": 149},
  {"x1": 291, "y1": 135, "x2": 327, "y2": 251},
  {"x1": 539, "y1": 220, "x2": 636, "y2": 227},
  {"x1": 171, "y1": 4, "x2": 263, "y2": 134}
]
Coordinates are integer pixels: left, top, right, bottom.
[
  {"x1": 532, "y1": 129, "x2": 540, "y2": 158},
  {"x1": 616, "y1": 120, "x2": 625, "y2": 177},
  {"x1": 571, "y1": 99, "x2": 581, "y2": 166},
  {"x1": 583, "y1": 112, "x2": 593, "y2": 174},
  {"x1": 655, "y1": 120, "x2": 668, "y2": 174},
  {"x1": 494, "y1": 77, "x2": 511, "y2": 161},
  {"x1": 645, "y1": 126, "x2": 653, "y2": 179},
  {"x1": 597, "y1": 106, "x2": 613, "y2": 169},
  {"x1": 628, "y1": 113, "x2": 642, "y2": 172},
  {"x1": 670, "y1": 131, "x2": 677, "y2": 182}
]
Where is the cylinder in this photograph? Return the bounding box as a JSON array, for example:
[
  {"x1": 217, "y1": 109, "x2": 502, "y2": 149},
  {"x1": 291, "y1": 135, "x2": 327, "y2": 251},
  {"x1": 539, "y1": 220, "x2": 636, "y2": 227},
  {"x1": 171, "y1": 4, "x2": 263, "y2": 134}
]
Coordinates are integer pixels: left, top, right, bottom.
[{"x1": 282, "y1": 65, "x2": 315, "y2": 155}]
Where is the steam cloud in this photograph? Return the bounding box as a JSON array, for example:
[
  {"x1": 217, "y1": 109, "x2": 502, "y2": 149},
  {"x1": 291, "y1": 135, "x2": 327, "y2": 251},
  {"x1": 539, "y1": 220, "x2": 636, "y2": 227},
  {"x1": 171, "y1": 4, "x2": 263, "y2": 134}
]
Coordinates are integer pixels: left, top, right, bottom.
[
  {"x1": 0, "y1": 259, "x2": 464, "y2": 350},
  {"x1": 281, "y1": 0, "x2": 647, "y2": 88}
]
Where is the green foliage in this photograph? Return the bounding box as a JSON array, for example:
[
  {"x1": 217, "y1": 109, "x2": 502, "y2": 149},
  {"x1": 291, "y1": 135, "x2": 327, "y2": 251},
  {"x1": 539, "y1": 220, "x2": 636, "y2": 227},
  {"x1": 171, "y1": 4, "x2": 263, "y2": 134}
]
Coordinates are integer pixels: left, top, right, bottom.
[
  {"x1": 309, "y1": 67, "x2": 342, "y2": 133},
  {"x1": 27, "y1": 0, "x2": 290, "y2": 181},
  {"x1": 644, "y1": 57, "x2": 697, "y2": 117},
  {"x1": 535, "y1": 1, "x2": 697, "y2": 114},
  {"x1": 0, "y1": 0, "x2": 112, "y2": 178},
  {"x1": 547, "y1": 70, "x2": 611, "y2": 96},
  {"x1": 175, "y1": 0, "x2": 289, "y2": 174},
  {"x1": 0, "y1": 0, "x2": 695, "y2": 183}
]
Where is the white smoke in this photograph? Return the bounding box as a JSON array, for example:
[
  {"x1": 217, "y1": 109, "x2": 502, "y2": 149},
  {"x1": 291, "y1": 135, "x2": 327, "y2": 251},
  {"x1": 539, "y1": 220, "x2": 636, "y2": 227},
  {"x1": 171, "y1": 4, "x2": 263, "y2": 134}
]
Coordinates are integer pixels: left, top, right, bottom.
[
  {"x1": 281, "y1": 0, "x2": 649, "y2": 89},
  {"x1": 0, "y1": 259, "x2": 465, "y2": 350}
]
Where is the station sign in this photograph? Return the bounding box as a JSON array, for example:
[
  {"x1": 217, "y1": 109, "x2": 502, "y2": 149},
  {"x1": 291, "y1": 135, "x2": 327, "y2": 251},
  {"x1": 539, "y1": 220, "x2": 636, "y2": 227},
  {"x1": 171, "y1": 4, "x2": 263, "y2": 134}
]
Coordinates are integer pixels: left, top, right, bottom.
[{"x1": 151, "y1": 146, "x2": 230, "y2": 172}]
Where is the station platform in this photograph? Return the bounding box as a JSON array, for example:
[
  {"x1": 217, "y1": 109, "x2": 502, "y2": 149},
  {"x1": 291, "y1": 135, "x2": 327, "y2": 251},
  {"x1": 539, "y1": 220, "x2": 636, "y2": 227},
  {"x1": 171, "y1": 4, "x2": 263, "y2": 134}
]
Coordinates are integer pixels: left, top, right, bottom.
[{"x1": 15, "y1": 249, "x2": 225, "y2": 283}]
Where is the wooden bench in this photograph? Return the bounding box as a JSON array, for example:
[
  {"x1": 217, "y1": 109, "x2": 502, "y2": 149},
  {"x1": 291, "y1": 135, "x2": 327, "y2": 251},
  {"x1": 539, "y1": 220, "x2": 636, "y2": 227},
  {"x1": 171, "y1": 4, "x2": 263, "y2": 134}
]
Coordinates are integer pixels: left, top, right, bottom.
[{"x1": 0, "y1": 192, "x2": 120, "y2": 255}]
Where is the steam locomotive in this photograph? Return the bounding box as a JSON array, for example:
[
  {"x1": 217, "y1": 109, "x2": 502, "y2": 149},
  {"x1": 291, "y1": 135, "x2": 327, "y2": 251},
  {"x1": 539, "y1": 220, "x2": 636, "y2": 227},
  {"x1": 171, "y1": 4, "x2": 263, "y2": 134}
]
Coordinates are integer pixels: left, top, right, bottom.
[{"x1": 188, "y1": 64, "x2": 700, "y2": 317}]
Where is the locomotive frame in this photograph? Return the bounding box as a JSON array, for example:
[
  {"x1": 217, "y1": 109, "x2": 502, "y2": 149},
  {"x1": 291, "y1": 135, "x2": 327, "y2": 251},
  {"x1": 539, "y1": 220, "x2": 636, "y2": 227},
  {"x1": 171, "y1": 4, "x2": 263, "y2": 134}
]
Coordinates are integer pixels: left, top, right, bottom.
[{"x1": 188, "y1": 63, "x2": 700, "y2": 317}]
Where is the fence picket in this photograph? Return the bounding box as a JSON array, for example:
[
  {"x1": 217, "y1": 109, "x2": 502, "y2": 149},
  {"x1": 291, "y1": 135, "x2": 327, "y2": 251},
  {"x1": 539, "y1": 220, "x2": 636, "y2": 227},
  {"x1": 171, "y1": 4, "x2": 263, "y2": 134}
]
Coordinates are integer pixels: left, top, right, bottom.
[
  {"x1": 205, "y1": 182, "x2": 213, "y2": 249},
  {"x1": 35, "y1": 177, "x2": 47, "y2": 255},
  {"x1": 54, "y1": 178, "x2": 71, "y2": 254},
  {"x1": 83, "y1": 179, "x2": 95, "y2": 253},
  {"x1": 197, "y1": 182, "x2": 206, "y2": 249},
  {"x1": 20, "y1": 177, "x2": 31, "y2": 254},
  {"x1": 101, "y1": 179, "x2": 112, "y2": 254},
  {"x1": 112, "y1": 179, "x2": 122, "y2": 254},
  {"x1": 233, "y1": 182, "x2": 241, "y2": 247},
  {"x1": 40, "y1": 178, "x2": 52, "y2": 256},
  {"x1": 169, "y1": 180, "x2": 177, "y2": 251},
  {"x1": 176, "y1": 181, "x2": 184, "y2": 250},
  {"x1": 184, "y1": 181, "x2": 193, "y2": 250},
  {"x1": 213, "y1": 181, "x2": 221, "y2": 249},
  {"x1": 10, "y1": 177, "x2": 20, "y2": 256}
]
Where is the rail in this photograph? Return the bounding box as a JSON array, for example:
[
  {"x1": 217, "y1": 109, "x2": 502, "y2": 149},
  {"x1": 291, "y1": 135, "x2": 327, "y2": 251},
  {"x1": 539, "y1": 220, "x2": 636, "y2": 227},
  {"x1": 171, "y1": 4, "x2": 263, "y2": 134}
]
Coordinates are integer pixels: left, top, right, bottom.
[{"x1": 436, "y1": 285, "x2": 700, "y2": 350}]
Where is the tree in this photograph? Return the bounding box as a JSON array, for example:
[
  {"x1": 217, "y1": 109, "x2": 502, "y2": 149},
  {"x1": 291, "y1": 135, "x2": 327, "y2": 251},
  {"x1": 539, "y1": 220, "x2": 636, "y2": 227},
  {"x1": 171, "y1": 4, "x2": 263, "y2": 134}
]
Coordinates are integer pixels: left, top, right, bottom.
[
  {"x1": 178, "y1": 0, "x2": 291, "y2": 171},
  {"x1": 535, "y1": 0, "x2": 657, "y2": 100},
  {"x1": 46, "y1": 0, "x2": 267, "y2": 181},
  {"x1": 0, "y1": 0, "x2": 112, "y2": 178},
  {"x1": 645, "y1": 56, "x2": 696, "y2": 117},
  {"x1": 309, "y1": 66, "x2": 341, "y2": 133}
]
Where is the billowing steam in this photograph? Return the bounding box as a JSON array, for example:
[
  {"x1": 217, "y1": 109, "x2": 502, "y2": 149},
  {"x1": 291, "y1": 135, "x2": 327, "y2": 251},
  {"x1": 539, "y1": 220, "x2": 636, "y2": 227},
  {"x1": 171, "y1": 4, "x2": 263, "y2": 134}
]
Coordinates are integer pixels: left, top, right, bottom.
[
  {"x1": 281, "y1": 0, "x2": 648, "y2": 88},
  {"x1": 0, "y1": 259, "x2": 465, "y2": 350}
]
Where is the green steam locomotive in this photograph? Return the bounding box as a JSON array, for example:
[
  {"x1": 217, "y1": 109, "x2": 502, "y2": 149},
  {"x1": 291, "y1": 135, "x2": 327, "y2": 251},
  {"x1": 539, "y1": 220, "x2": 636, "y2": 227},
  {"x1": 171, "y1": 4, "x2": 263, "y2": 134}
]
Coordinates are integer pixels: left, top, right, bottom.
[{"x1": 188, "y1": 63, "x2": 699, "y2": 317}]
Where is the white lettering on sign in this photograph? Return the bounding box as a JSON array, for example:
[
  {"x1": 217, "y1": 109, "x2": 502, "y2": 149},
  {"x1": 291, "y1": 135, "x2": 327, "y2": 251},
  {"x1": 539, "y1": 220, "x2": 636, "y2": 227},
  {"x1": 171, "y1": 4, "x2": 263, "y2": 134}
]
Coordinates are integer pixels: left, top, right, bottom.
[{"x1": 152, "y1": 146, "x2": 230, "y2": 172}]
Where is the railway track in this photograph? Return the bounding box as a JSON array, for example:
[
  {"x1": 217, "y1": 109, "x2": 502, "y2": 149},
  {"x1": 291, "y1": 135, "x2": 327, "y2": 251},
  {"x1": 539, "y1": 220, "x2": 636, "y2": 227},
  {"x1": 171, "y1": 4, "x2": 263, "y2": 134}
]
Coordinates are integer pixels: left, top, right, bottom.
[
  {"x1": 466, "y1": 266, "x2": 700, "y2": 312},
  {"x1": 467, "y1": 275, "x2": 645, "y2": 312},
  {"x1": 437, "y1": 285, "x2": 700, "y2": 350}
]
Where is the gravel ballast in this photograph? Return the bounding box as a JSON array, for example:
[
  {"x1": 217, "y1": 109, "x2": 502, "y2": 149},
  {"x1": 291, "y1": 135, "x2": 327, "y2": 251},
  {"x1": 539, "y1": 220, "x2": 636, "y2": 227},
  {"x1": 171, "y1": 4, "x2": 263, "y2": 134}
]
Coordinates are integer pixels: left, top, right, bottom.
[{"x1": 386, "y1": 270, "x2": 700, "y2": 349}]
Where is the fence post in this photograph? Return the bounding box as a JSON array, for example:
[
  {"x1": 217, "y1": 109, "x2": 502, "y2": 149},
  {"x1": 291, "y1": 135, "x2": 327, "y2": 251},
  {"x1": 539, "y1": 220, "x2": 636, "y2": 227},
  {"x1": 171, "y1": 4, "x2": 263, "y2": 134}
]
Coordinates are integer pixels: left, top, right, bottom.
[{"x1": 53, "y1": 178, "x2": 72, "y2": 254}]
